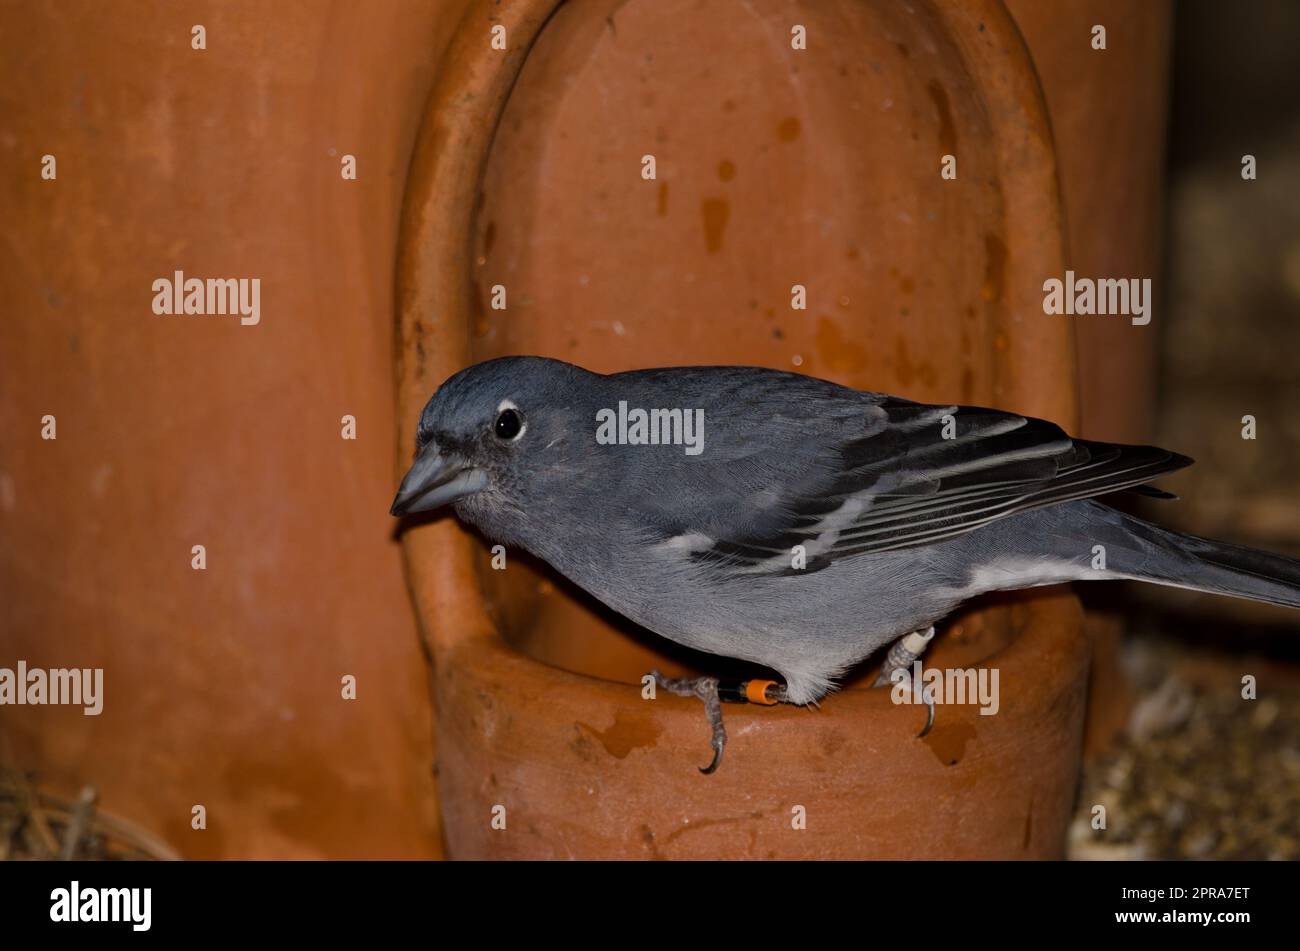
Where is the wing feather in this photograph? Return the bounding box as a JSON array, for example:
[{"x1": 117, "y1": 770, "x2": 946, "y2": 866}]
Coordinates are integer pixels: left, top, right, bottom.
[{"x1": 687, "y1": 398, "x2": 1191, "y2": 574}]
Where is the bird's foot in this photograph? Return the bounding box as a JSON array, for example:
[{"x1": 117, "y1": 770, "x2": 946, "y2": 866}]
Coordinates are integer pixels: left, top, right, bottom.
[
  {"x1": 648, "y1": 671, "x2": 786, "y2": 774},
  {"x1": 871, "y1": 626, "x2": 937, "y2": 738}
]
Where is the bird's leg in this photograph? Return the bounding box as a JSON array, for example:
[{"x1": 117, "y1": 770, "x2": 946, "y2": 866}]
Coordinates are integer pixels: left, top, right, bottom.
[
  {"x1": 649, "y1": 671, "x2": 725, "y2": 774},
  {"x1": 871, "y1": 626, "x2": 937, "y2": 737},
  {"x1": 648, "y1": 671, "x2": 787, "y2": 774}
]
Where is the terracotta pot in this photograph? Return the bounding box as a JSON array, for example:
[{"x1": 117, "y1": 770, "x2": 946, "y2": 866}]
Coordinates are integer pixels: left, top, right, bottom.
[
  {"x1": 0, "y1": 0, "x2": 477, "y2": 858},
  {"x1": 1006, "y1": 0, "x2": 1171, "y2": 446},
  {"x1": 398, "y1": 0, "x2": 1088, "y2": 857}
]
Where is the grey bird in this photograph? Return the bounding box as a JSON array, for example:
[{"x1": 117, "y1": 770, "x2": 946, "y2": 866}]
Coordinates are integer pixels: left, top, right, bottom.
[{"x1": 391, "y1": 356, "x2": 1300, "y2": 772}]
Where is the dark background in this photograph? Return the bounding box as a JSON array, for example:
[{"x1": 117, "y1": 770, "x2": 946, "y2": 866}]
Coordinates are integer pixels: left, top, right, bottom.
[{"x1": 1070, "y1": 0, "x2": 1300, "y2": 859}]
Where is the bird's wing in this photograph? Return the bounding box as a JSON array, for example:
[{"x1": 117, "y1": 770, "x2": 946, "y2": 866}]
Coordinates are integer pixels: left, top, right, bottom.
[{"x1": 662, "y1": 396, "x2": 1191, "y2": 576}]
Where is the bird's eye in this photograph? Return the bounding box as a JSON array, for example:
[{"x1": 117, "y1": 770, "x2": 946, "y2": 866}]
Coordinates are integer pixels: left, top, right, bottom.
[{"x1": 494, "y1": 407, "x2": 523, "y2": 440}]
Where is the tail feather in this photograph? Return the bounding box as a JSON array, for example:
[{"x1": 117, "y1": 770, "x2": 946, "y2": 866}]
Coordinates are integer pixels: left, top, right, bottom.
[{"x1": 1115, "y1": 512, "x2": 1300, "y2": 610}]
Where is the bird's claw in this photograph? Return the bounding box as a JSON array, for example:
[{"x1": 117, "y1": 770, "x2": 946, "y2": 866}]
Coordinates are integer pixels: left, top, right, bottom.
[
  {"x1": 699, "y1": 697, "x2": 728, "y2": 774},
  {"x1": 917, "y1": 684, "x2": 936, "y2": 738},
  {"x1": 700, "y1": 736, "x2": 725, "y2": 775},
  {"x1": 872, "y1": 626, "x2": 938, "y2": 737},
  {"x1": 649, "y1": 670, "x2": 798, "y2": 772},
  {"x1": 650, "y1": 670, "x2": 728, "y2": 774}
]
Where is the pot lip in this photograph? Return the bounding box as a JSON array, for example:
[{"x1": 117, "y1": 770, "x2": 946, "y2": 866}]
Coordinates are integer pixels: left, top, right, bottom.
[
  {"x1": 437, "y1": 587, "x2": 1087, "y2": 721},
  {"x1": 396, "y1": 0, "x2": 1079, "y2": 672}
]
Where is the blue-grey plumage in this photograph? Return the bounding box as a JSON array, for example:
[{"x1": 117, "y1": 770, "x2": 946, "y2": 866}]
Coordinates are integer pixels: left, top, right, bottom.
[{"x1": 391, "y1": 356, "x2": 1300, "y2": 706}]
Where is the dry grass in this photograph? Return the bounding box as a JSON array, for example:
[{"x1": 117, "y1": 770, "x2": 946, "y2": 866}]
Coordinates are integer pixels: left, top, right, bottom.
[{"x1": 0, "y1": 766, "x2": 179, "y2": 861}]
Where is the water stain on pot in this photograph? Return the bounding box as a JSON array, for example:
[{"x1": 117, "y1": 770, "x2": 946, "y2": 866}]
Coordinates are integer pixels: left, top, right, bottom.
[
  {"x1": 657, "y1": 181, "x2": 668, "y2": 216},
  {"x1": 701, "y1": 197, "x2": 729, "y2": 252},
  {"x1": 927, "y1": 79, "x2": 957, "y2": 155},
  {"x1": 222, "y1": 753, "x2": 352, "y2": 848},
  {"x1": 412, "y1": 319, "x2": 426, "y2": 372},
  {"x1": 569, "y1": 728, "x2": 599, "y2": 764},
  {"x1": 718, "y1": 158, "x2": 736, "y2": 181},
  {"x1": 471, "y1": 281, "x2": 488, "y2": 337},
  {"x1": 820, "y1": 728, "x2": 848, "y2": 757},
  {"x1": 575, "y1": 711, "x2": 662, "y2": 759},
  {"x1": 982, "y1": 233, "x2": 1007, "y2": 302},
  {"x1": 924, "y1": 719, "x2": 977, "y2": 766},
  {"x1": 777, "y1": 116, "x2": 801, "y2": 142}
]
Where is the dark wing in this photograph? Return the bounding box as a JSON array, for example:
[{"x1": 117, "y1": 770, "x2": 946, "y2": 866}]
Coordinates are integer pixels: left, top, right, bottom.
[{"x1": 682, "y1": 397, "x2": 1191, "y2": 575}]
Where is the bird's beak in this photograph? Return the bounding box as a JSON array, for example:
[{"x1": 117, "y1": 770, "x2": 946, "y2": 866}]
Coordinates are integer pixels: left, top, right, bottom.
[{"x1": 390, "y1": 445, "x2": 487, "y2": 517}]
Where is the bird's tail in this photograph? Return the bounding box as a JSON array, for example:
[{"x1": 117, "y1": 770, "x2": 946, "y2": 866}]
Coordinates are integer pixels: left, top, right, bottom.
[{"x1": 1104, "y1": 506, "x2": 1300, "y2": 610}]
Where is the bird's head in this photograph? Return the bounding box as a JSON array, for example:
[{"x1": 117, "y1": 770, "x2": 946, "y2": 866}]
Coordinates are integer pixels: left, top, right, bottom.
[{"x1": 390, "y1": 356, "x2": 593, "y2": 539}]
